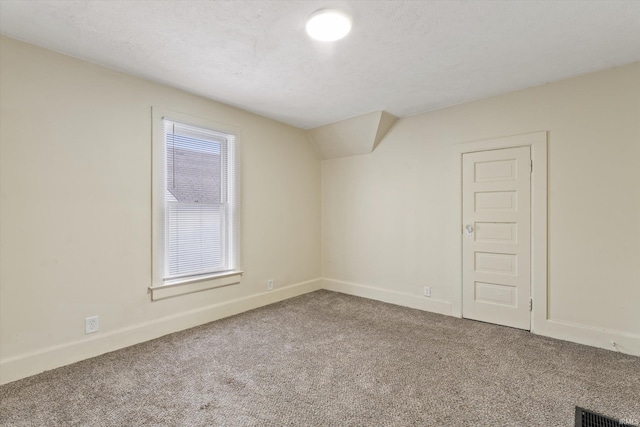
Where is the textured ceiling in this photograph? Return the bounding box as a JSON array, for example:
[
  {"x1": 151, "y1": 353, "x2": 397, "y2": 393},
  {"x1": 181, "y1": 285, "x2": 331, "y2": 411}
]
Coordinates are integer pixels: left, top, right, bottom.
[{"x1": 1, "y1": 1, "x2": 639, "y2": 129}]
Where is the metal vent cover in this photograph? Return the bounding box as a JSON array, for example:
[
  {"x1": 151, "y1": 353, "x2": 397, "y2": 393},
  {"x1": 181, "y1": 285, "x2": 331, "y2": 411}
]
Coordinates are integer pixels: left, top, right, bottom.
[{"x1": 575, "y1": 407, "x2": 637, "y2": 427}]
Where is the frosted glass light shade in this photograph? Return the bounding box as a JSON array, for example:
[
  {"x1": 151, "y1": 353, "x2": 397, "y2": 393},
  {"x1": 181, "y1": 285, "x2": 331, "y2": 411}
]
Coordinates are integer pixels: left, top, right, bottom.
[{"x1": 306, "y1": 9, "x2": 352, "y2": 42}]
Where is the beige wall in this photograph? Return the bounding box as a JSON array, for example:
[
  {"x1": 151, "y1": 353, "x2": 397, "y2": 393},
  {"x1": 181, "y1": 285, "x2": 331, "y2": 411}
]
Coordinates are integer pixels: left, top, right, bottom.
[
  {"x1": 2, "y1": 35, "x2": 639, "y2": 384},
  {"x1": 322, "y1": 63, "x2": 640, "y2": 353},
  {"x1": 0, "y1": 36, "x2": 321, "y2": 383}
]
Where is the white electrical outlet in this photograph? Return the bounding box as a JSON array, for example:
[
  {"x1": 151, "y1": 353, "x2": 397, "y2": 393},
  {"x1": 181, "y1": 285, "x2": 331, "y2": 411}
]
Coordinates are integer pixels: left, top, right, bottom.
[
  {"x1": 267, "y1": 279, "x2": 274, "y2": 291},
  {"x1": 85, "y1": 316, "x2": 99, "y2": 334},
  {"x1": 423, "y1": 286, "x2": 431, "y2": 297}
]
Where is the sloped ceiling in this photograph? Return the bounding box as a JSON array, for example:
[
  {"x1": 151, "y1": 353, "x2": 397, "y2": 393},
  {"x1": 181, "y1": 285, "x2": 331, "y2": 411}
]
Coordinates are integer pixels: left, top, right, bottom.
[
  {"x1": 0, "y1": 1, "x2": 639, "y2": 129},
  {"x1": 310, "y1": 111, "x2": 398, "y2": 159}
]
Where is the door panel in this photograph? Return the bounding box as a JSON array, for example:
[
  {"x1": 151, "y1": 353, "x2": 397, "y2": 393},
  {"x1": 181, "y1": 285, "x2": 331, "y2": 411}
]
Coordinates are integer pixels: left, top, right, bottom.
[
  {"x1": 474, "y1": 282, "x2": 517, "y2": 307},
  {"x1": 475, "y1": 191, "x2": 517, "y2": 211},
  {"x1": 475, "y1": 252, "x2": 518, "y2": 275},
  {"x1": 474, "y1": 222, "x2": 517, "y2": 244},
  {"x1": 463, "y1": 146, "x2": 531, "y2": 330},
  {"x1": 474, "y1": 159, "x2": 517, "y2": 182}
]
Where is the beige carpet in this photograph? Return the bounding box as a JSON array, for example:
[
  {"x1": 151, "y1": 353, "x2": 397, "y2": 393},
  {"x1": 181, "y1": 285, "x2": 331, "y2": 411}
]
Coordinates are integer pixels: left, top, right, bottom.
[{"x1": 1, "y1": 290, "x2": 638, "y2": 426}]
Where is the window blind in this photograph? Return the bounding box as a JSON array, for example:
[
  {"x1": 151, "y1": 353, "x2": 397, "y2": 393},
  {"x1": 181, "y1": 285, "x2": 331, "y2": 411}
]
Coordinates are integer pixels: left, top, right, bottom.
[{"x1": 163, "y1": 119, "x2": 238, "y2": 281}]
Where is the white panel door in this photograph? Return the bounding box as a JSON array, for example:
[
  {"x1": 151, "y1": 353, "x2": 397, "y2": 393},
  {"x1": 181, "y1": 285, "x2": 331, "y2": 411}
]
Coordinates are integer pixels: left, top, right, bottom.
[{"x1": 462, "y1": 146, "x2": 531, "y2": 330}]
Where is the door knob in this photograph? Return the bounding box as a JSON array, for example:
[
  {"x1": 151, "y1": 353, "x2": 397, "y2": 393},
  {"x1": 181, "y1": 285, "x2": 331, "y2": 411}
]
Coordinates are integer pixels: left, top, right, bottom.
[{"x1": 465, "y1": 224, "x2": 474, "y2": 235}]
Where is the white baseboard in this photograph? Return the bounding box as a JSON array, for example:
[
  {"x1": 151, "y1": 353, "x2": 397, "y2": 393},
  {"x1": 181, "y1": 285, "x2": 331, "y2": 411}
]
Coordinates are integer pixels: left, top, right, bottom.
[
  {"x1": 321, "y1": 278, "x2": 453, "y2": 316},
  {"x1": 4, "y1": 277, "x2": 637, "y2": 385},
  {"x1": 323, "y1": 278, "x2": 640, "y2": 357},
  {"x1": 0, "y1": 278, "x2": 322, "y2": 385},
  {"x1": 536, "y1": 318, "x2": 640, "y2": 357}
]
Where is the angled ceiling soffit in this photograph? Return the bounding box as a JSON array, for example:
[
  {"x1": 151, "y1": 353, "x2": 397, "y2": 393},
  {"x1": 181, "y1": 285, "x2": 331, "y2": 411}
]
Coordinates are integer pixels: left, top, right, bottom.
[{"x1": 308, "y1": 111, "x2": 398, "y2": 160}]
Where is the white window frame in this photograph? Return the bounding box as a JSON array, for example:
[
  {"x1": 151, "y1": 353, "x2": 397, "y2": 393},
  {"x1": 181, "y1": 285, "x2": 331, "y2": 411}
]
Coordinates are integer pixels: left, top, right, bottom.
[{"x1": 150, "y1": 107, "x2": 242, "y2": 300}]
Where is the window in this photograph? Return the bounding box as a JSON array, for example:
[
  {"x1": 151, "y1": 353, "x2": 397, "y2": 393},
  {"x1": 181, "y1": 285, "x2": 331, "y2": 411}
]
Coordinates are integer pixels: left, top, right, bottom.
[{"x1": 151, "y1": 108, "x2": 240, "y2": 299}]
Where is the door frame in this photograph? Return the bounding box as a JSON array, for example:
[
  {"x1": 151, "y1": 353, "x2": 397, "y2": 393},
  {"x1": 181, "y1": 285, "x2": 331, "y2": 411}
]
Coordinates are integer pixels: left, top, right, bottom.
[{"x1": 452, "y1": 131, "x2": 547, "y2": 333}]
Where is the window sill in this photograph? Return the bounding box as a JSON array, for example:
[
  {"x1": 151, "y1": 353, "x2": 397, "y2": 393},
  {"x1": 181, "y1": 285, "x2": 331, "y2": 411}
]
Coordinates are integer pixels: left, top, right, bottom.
[{"x1": 149, "y1": 271, "x2": 243, "y2": 301}]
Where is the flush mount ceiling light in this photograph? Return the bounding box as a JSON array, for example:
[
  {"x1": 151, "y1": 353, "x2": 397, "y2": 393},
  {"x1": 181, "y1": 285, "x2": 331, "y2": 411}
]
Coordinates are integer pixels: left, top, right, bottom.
[{"x1": 305, "y1": 9, "x2": 352, "y2": 42}]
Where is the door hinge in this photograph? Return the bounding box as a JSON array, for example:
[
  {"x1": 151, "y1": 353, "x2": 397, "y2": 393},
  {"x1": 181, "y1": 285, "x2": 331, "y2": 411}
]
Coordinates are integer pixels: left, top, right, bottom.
[
  {"x1": 530, "y1": 160, "x2": 533, "y2": 173},
  {"x1": 529, "y1": 299, "x2": 533, "y2": 311}
]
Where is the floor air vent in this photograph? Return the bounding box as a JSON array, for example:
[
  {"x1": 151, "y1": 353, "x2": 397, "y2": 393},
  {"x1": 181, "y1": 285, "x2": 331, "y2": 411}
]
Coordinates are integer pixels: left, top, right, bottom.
[{"x1": 575, "y1": 407, "x2": 637, "y2": 427}]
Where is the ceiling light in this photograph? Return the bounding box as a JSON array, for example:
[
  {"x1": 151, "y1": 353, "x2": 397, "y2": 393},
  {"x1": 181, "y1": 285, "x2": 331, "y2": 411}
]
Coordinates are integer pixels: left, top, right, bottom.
[{"x1": 306, "y1": 9, "x2": 352, "y2": 42}]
